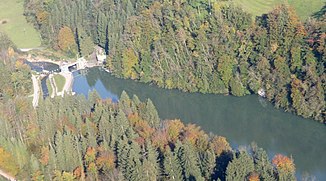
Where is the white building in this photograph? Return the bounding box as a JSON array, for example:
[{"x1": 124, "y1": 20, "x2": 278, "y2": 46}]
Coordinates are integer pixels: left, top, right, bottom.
[{"x1": 95, "y1": 46, "x2": 106, "y2": 63}]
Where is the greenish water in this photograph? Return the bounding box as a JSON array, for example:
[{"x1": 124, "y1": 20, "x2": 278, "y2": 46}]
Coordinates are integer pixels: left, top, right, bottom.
[{"x1": 73, "y1": 68, "x2": 326, "y2": 180}]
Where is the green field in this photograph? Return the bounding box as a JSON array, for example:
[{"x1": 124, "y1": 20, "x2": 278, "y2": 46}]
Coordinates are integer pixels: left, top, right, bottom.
[
  {"x1": 0, "y1": 0, "x2": 41, "y2": 48},
  {"x1": 232, "y1": 0, "x2": 324, "y2": 20},
  {"x1": 53, "y1": 74, "x2": 66, "y2": 93}
]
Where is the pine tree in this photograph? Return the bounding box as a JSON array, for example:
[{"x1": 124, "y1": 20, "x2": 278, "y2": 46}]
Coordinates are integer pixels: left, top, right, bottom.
[
  {"x1": 142, "y1": 141, "x2": 160, "y2": 181},
  {"x1": 251, "y1": 144, "x2": 276, "y2": 181},
  {"x1": 226, "y1": 151, "x2": 255, "y2": 181},
  {"x1": 142, "y1": 99, "x2": 160, "y2": 128},
  {"x1": 198, "y1": 149, "x2": 216, "y2": 180},
  {"x1": 177, "y1": 141, "x2": 204, "y2": 181},
  {"x1": 164, "y1": 147, "x2": 183, "y2": 181}
]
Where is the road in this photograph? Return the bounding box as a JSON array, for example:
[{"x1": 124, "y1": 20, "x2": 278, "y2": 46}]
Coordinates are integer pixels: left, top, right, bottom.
[
  {"x1": 0, "y1": 169, "x2": 15, "y2": 181},
  {"x1": 61, "y1": 72, "x2": 73, "y2": 95},
  {"x1": 31, "y1": 74, "x2": 39, "y2": 108}
]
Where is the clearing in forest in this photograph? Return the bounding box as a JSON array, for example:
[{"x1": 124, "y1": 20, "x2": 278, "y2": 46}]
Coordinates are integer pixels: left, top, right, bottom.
[
  {"x1": 53, "y1": 74, "x2": 66, "y2": 93},
  {"x1": 232, "y1": 0, "x2": 324, "y2": 20},
  {"x1": 0, "y1": 0, "x2": 41, "y2": 48}
]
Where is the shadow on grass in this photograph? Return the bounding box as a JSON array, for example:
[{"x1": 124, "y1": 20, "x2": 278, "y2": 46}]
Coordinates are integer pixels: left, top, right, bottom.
[{"x1": 312, "y1": 3, "x2": 326, "y2": 20}]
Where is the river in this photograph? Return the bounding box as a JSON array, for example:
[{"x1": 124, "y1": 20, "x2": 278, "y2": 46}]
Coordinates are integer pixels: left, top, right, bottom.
[{"x1": 72, "y1": 67, "x2": 326, "y2": 180}]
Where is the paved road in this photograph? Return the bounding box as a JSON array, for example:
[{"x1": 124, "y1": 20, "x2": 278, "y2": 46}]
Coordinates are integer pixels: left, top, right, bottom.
[
  {"x1": 0, "y1": 169, "x2": 15, "y2": 181},
  {"x1": 32, "y1": 74, "x2": 39, "y2": 108}
]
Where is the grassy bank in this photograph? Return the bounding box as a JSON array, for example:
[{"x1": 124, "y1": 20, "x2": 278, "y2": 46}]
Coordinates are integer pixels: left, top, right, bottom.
[
  {"x1": 232, "y1": 0, "x2": 324, "y2": 20},
  {"x1": 53, "y1": 74, "x2": 65, "y2": 93},
  {"x1": 0, "y1": 0, "x2": 41, "y2": 48}
]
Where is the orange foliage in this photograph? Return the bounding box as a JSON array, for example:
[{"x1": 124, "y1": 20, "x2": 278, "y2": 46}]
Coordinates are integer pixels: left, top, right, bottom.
[
  {"x1": 128, "y1": 113, "x2": 142, "y2": 126},
  {"x1": 151, "y1": 130, "x2": 169, "y2": 150},
  {"x1": 85, "y1": 147, "x2": 97, "y2": 164},
  {"x1": 39, "y1": 146, "x2": 49, "y2": 166},
  {"x1": 181, "y1": 124, "x2": 206, "y2": 146},
  {"x1": 73, "y1": 166, "x2": 83, "y2": 179},
  {"x1": 210, "y1": 136, "x2": 231, "y2": 156},
  {"x1": 96, "y1": 150, "x2": 115, "y2": 171},
  {"x1": 128, "y1": 113, "x2": 154, "y2": 139},
  {"x1": 247, "y1": 172, "x2": 260, "y2": 181},
  {"x1": 134, "y1": 120, "x2": 154, "y2": 139},
  {"x1": 272, "y1": 154, "x2": 295, "y2": 173},
  {"x1": 57, "y1": 26, "x2": 76, "y2": 52}
]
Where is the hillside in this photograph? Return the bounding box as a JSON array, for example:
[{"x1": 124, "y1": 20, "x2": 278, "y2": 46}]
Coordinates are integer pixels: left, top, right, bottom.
[
  {"x1": 0, "y1": 0, "x2": 41, "y2": 48},
  {"x1": 232, "y1": 0, "x2": 324, "y2": 19}
]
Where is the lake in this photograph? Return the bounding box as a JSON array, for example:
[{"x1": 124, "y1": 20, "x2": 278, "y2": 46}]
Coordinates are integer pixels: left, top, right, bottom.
[{"x1": 73, "y1": 67, "x2": 326, "y2": 180}]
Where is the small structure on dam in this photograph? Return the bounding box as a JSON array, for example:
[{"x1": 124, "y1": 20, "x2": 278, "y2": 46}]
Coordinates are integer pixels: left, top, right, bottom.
[{"x1": 60, "y1": 57, "x2": 87, "y2": 73}]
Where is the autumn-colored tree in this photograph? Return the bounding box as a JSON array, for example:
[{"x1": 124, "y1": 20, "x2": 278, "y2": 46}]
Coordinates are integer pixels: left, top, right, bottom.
[
  {"x1": 39, "y1": 146, "x2": 49, "y2": 166},
  {"x1": 36, "y1": 10, "x2": 49, "y2": 25},
  {"x1": 0, "y1": 147, "x2": 19, "y2": 176},
  {"x1": 164, "y1": 119, "x2": 184, "y2": 143},
  {"x1": 96, "y1": 150, "x2": 115, "y2": 171},
  {"x1": 181, "y1": 124, "x2": 207, "y2": 148},
  {"x1": 272, "y1": 154, "x2": 295, "y2": 173},
  {"x1": 58, "y1": 26, "x2": 77, "y2": 54},
  {"x1": 122, "y1": 48, "x2": 138, "y2": 79},
  {"x1": 209, "y1": 136, "x2": 231, "y2": 156},
  {"x1": 272, "y1": 154, "x2": 296, "y2": 181},
  {"x1": 85, "y1": 147, "x2": 96, "y2": 164},
  {"x1": 247, "y1": 172, "x2": 260, "y2": 181}
]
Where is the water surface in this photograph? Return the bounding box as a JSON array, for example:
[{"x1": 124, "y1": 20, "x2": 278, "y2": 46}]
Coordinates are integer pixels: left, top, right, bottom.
[{"x1": 73, "y1": 68, "x2": 326, "y2": 180}]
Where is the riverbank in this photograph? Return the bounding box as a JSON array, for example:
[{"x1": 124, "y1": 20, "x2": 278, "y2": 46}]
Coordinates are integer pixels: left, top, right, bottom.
[
  {"x1": 0, "y1": 169, "x2": 16, "y2": 181},
  {"x1": 71, "y1": 67, "x2": 326, "y2": 180}
]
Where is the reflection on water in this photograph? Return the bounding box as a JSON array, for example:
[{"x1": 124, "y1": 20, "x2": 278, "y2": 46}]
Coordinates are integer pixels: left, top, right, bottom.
[
  {"x1": 41, "y1": 76, "x2": 49, "y2": 99},
  {"x1": 24, "y1": 60, "x2": 60, "y2": 72},
  {"x1": 73, "y1": 68, "x2": 326, "y2": 180}
]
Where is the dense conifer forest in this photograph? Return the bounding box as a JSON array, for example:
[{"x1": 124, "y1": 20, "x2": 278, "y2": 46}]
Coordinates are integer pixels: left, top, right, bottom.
[
  {"x1": 0, "y1": 63, "x2": 296, "y2": 180},
  {"x1": 23, "y1": 0, "x2": 325, "y2": 122}
]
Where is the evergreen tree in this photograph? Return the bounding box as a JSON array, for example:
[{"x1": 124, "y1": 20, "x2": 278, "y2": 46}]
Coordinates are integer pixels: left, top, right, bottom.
[
  {"x1": 164, "y1": 147, "x2": 183, "y2": 181},
  {"x1": 226, "y1": 151, "x2": 255, "y2": 181}
]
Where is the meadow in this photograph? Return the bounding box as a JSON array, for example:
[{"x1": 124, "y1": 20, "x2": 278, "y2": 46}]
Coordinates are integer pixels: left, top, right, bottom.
[
  {"x1": 0, "y1": 0, "x2": 41, "y2": 48},
  {"x1": 232, "y1": 0, "x2": 324, "y2": 19}
]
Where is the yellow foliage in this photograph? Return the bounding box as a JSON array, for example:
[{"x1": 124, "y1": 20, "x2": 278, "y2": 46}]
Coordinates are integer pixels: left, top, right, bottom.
[
  {"x1": 57, "y1": 26, "x2": 76, "y2": 52},
  {"x1": 164, "y1": 119, "x2": 184, "y2": 142},
  {"x1": 0, "y1": 147, "x2": 19, "y2": 176},
  {"x1": 210, "y1": 136, "x2": 231, "y2": 156},
  {"x1": 36, "y1": 10, "x2": 49, "y2": 25},
  {"x1": 122, "y1": 48, "x2": 138, "y2": 78},
  {"x1": 7, "y1": 47, "x2": 15, "y2": 57}
]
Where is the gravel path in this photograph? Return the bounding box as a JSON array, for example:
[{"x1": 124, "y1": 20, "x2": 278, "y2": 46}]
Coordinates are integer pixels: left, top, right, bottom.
[{"x1": 32, "y1": 74, "x2": 39, "y2": 108}]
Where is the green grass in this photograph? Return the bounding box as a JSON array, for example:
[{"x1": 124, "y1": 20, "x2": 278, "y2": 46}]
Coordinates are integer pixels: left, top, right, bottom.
[
  {"x1": 0, "y1": 0, "x2": 41, "y2": 48},
  {"x1": 53, "y1": 74, "x2": 66, "y2": 93},
  {"x1": 232, "y1": 0, "x2": 324, "y2": 20}
]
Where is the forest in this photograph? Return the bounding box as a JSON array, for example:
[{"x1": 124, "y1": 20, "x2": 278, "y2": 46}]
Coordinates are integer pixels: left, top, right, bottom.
[
  {"x1": 23, "y1": 0, "x2": 325, "y2": 122},
  {"x1": 0, "y1": 56, "x2": 296, "y2": 180}
]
